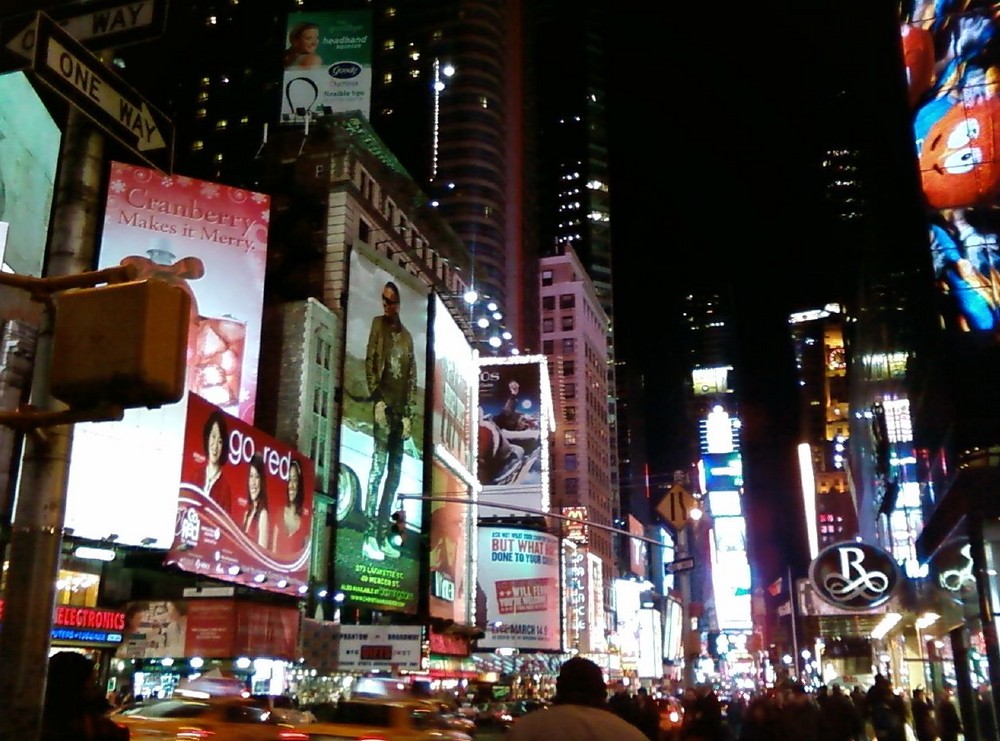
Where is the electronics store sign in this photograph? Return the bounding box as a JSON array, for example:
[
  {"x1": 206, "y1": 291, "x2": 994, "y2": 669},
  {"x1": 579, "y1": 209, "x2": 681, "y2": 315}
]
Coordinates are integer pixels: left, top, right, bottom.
[
  {"x1": 0, "y1": 600, "x2": 125, "y2": 644},
  {"x1": 333, "y1": 625, "x2": 423, "y2": 671},
  {"x1": 809, "y1": 542, "x2": 899, "y2": 610}
]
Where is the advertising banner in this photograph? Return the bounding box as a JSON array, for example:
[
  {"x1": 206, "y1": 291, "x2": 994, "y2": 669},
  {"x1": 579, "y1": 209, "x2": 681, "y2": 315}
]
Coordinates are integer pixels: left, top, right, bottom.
[
  {"x1": 117, "y1": 599, "x2": 299, "y2": 659},
  {"x1": 64, "y1": 162, "x2": 268, "y2": 548},
  {"x1": 900, "y1": 3, "x2": 1000, "y2": 335},
  {"x1": 477, "y1": 358, "x2": 551, "y2": 518},
  {"x1": 0, "y1": 71, "x2": 59, "y2": 277},
  {"x1": 334, "y1": 246, "x2": 428, "y2": 613},
  {"x1": 429, "y1": 463, "x2": 471, "y2": 623},
  {"x1": 166, "y1": 394, "x2": 315, "y2": 596},
  {"x1": 299, "y1": 620, "x2": 422, "y2": 673},
  {"x1": 432, "y1": 295, "x2": 475, "y2": 472},
  {"x1": 282, "y1": 10, "x2": 373, "y2": 121},
  {"x1": 476, "y1": 526, "x2": 560, "y2": 651}
]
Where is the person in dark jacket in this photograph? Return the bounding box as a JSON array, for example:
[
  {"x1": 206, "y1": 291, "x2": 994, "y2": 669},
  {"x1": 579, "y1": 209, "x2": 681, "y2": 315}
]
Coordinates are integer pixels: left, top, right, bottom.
[
  {"x1": 936, "y1": 688, "x2": 962, "y2": 741},
  {"x1": 910, "y1": 688, "x2": 938, "y2": 741},
  {"x1": 635, "y1": 688, "x2": 661, "y2": 741},
  {"x1": 866, "y1": 675, "x2": 907, "y2": 741},
  {"x1": 41, "y1": 651, "x2": 129, "y2": 741},
  {"x1": 819, "y1": 684, "x2": 861, "y2": 741}
]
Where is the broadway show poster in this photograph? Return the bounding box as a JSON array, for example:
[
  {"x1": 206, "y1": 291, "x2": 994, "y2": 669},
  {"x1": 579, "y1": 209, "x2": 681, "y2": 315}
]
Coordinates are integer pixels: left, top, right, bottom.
[
  {"x1": 281, "y1": 10, "x2": 373, "y2": 121},
  {"x1": 475, "y1": 526, "x2": 560, "y2": 651},
  {"x1": 64, "y1": 162, "x2": 268, "y2": 548},
  {"x1": 166, "y1": 394, "x2": 315, "y2": 597},
  {"x1": 334, "y1": 246, "x2": 428, "y2": 614}
]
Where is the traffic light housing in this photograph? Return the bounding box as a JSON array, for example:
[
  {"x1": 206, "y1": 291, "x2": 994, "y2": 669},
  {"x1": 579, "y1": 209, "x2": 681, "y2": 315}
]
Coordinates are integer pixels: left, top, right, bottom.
[{"x1": 50, "y1": 279, "x2": 191, "y2": 409}]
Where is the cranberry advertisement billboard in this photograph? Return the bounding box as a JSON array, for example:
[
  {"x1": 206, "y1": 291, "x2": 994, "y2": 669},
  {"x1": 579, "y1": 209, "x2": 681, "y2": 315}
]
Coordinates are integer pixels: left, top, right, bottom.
[
  {"x1": 65, "y1": 162, "x2": 268, "y2": 548},
  {"x1": 165, "y1": 394, "x2": 314, "y2": 596}
]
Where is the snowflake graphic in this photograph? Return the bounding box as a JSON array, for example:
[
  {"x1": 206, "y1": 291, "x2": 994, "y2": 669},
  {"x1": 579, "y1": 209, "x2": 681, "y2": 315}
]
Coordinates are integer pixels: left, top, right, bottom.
[
  {"x1": 200, "y1": 183, "x2": 221, "y2": 199},
  {"x1": 109, "y1": 178, "x2": 126, "y2": 194}
]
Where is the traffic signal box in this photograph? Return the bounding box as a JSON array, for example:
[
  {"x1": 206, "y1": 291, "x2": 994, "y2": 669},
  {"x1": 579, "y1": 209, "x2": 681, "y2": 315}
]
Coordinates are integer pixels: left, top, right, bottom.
[{"x1": 50, "y1": 279, "x2": 191, "y2": 409}]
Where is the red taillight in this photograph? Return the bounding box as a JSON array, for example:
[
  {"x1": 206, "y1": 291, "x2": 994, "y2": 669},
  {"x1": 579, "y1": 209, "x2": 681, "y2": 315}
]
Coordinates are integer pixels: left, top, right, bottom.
[
  {"x1": 278, "y1": 733, "x2": 310, "y2": 741},
  {"x1": 669, "y1": 710, "x2": 680, "y2": 722}
]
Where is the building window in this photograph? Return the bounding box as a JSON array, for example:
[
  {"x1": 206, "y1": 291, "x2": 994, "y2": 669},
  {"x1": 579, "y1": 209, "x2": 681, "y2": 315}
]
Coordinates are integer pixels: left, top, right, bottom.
[
  {"x1": 561, "y1": 315, "x2": 574, "y2": 331},
  {"x1": 564, "y1": 430, "x2": 577, "y2": 446},
  {"x1": 565, "y1": 406, "x2": 576, "y2": 423},
  {"x1": 565, "y1": 478, "x2": 578, "y2": 495},
  {"x1": 543, "y1": 318, "x2": 554, "y2": 333},
  {"x1": 562, "y1": 360, "x2": 575, "y2": 376},
  {"x1": 559, "y1": 294, "x2": 576, "y2": 309},
  {"x1": 542, "y1": 271, "x2": 553, "y2": 287},
  {"x1": 564, "y1": 383, "x2": 576, "y2": 399},
  {"x1": 562, "y1": 338, "x2": 575, "y2": 354},
  {"x1": 359, "y1": 221, "x2": 371, "y2": 243},
  {"x1": 542, "y1": 296, "x2": 555, "y2": 311},
  {"x1": 543, "y1": 340, "x2": 553, "y2": 354},
  {"x1": 565, "y1": 454, "x2": 578, "y2": 471}
]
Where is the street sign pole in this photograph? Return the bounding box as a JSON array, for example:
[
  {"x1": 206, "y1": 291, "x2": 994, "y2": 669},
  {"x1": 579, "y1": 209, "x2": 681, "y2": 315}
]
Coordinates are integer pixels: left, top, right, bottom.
[{"x1": 0, "y1": 104, "x2": 105, "y2": 740}]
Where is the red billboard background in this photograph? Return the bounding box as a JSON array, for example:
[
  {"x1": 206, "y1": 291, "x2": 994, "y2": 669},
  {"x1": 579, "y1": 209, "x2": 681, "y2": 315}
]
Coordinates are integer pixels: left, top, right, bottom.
[
  {"x1": 166, "y1": 394, "x2": 315, "y2": 596},
  {"x1": 117, "y1": 599, "x2": 298, "y2": 659}
]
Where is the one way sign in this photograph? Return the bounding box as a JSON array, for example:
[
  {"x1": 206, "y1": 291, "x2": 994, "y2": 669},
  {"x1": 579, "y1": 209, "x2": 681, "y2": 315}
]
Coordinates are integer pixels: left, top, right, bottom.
[{"x1": 29, "y1": 11, "x2": 173, "y2": 172}]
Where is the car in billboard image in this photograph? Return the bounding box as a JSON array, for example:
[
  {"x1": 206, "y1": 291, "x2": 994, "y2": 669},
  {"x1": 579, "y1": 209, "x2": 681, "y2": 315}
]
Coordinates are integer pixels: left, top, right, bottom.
[
  {"x1": 299, "y1": 698, "x2": 474, "y2": 740},
  {"x1": 335, "y1": 426, "x2": 423, "y2": 533},
  {"x1": 111, "y1": 696, "x2": 309, "y2": 741}
]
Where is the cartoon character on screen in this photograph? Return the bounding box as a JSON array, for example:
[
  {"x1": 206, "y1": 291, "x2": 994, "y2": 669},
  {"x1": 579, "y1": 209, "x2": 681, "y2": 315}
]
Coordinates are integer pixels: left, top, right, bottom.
[
  {"x1": 929, "y1": 217, "x2": 1000, "y2": 330},
  {"x1": 905, "y1": 3, "x2": 1000, "y2": 209},
  {"x1": 901, "y1": 2, "x2": 1000, "y2": 330}
]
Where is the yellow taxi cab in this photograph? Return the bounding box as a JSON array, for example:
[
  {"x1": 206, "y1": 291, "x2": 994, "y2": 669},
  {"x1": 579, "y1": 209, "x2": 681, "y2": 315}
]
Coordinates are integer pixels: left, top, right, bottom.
[
  {"x1": 111, "y1": 695, "x2": 310, "y2": 741},
  {"x1": 295, "y1": 697, "x2": 474, "y2": 740}
]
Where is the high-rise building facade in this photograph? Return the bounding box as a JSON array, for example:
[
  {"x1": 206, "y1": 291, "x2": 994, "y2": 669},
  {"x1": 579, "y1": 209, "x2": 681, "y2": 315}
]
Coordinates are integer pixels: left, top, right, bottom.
[
  {"x1": 789, "y1": 304, "x2": 857, "y2": 554},
  {"x1": 540, "y1": 246, "x2": 615, "y2": 593}
]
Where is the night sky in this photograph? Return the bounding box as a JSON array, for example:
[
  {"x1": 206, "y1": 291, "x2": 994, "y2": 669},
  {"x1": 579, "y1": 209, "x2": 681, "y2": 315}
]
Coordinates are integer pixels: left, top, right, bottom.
[{"x1": 605, "y1": 1, "x2": 912, "y2": 581}]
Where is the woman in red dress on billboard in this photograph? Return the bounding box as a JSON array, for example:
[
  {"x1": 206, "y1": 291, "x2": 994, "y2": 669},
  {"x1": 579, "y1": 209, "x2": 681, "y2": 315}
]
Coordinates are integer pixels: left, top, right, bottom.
[
  {"x1": 272, "y1": 458, "x2": 308, "y2": 556},
  {"x1": 241, "y1": 453, "x2": 271, "y2": 549}
]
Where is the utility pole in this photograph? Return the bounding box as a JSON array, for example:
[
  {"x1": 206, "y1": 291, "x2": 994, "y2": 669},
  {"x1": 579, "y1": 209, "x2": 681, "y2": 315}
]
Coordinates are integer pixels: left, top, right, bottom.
[{"x1": 0, "y1": 106, "x2": 104, "y2": 740}]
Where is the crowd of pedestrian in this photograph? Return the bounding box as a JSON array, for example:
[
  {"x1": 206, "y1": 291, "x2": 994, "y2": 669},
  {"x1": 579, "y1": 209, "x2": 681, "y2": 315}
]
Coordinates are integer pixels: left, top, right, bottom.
[{"x1": 507, "y1": 656, "x2": 985, "y2": 741}]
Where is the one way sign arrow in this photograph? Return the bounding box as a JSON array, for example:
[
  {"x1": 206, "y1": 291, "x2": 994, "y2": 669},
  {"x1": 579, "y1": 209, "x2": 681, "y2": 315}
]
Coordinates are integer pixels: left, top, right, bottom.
[{"x1": 29, "y1": 11, "x2": 173, "y2": 172}]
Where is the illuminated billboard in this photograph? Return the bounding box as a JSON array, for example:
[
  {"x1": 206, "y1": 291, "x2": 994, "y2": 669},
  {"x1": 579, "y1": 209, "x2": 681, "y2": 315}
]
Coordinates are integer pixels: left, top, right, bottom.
[
  {"x1": 691, "y1": 366, "x2": 733, "y2": 396},
  {"x1": 166, "y1": 394, "x2": 315, "y2": 596},
  {"x1": 117, "y1": 599, "x2": 298, "y2": 660},
  {"x1": 428, "y1": 462, "x2": 472, "y2": 623},
  {"x1": 431, "y1": 295, "x2": 475, "y2": 472},
  {"x1": 477, "y1": 356, "x2": 554, "y2": 518},
  {"x1": 64, "y1": 163, "x2": 269, "y2": 547},
  {"x1": 282, "y1": 10, "x2": 373, "y2": 121},
  {"x1": 900, "y1": 4, "x2": 1000, "y2": 333},
  {"x1": 702, "y1": 452, "x2": 743, "y2": 492},
  {"x1": 628, "y1": 514, "x2": 647, "y2": 579},
  {"x1": 0, "y1": 71, "x2": 59, "y2": 276},
  {"x1": 476, "y1": 526, "x2": 561, "y2": 651},
  {"x1": 711, "y1": 519, "x2": 753, "y2": 631},
  {"x1": 334, "y1": 246, "x2": 428, "y2": 614}
]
